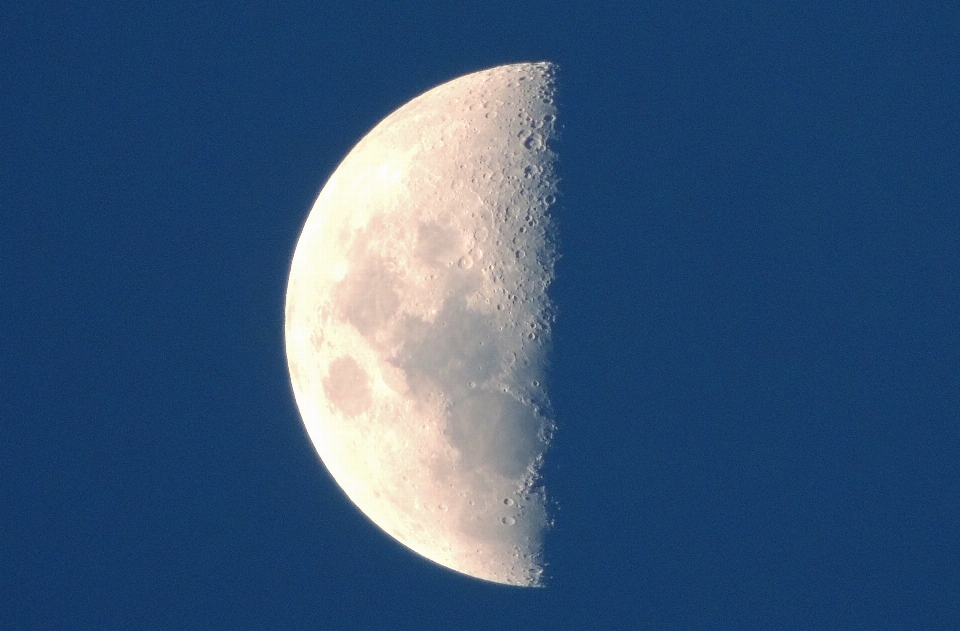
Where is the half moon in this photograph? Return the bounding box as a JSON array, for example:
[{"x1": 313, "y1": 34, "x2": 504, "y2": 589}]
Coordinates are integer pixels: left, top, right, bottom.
[{"x1": 284, "y1": 62, "x2": 559, "y2": 586}]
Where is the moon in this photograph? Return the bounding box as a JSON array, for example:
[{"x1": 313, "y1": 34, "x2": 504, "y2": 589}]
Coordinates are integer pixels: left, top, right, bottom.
[{"x1": 284, "y1": 62, "x2": 559, "y2": 586}]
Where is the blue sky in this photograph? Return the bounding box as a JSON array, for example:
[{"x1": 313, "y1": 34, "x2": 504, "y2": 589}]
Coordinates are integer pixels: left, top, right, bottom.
[{"x1": 3, "y1": 2, "x2": 958, "y2": 629}]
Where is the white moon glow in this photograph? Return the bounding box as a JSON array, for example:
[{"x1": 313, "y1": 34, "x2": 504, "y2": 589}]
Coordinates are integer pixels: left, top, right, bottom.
[{"x1": 284, "y1": 62, "x2": 559, "y2": 586}]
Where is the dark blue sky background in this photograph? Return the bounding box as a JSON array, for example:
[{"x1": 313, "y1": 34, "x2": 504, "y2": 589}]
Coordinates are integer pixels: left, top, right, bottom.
[{"x1": 3, "y1": 2, "x2": 959, "y2": 628}]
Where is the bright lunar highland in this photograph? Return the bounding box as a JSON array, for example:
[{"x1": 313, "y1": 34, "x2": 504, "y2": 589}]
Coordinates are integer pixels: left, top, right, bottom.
[{"x1": 285, "y1": 62, "x2": 559, "y2": 586}]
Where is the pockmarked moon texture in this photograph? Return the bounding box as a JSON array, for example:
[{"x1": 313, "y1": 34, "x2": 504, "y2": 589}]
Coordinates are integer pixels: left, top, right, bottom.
[{"x1": 284, "y1": 62, "x2": 559, "y2": 586}]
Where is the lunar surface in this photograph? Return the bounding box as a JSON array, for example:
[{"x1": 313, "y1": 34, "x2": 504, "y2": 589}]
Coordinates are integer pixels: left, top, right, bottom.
[{"x1": 284, "y1": 62, "x2": 559, "y2": 586}]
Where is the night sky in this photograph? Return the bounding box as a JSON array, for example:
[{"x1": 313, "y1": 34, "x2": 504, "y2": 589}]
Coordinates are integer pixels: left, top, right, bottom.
[{"x1": 3, "y1": 2, "x2": 959, "y2": 629}]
